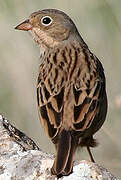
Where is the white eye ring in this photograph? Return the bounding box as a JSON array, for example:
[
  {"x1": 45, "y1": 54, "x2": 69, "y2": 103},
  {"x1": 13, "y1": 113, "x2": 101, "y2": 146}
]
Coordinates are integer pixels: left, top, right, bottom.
[{"x1": 41, "y1": 16, "x2": 53, "y2": 26}]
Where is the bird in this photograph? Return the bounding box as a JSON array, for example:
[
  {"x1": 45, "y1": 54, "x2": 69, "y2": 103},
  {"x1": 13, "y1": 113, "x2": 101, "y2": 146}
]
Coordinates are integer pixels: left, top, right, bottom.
[{"x1": 15, "y1": 9, "x2": 108, "y2": 177}]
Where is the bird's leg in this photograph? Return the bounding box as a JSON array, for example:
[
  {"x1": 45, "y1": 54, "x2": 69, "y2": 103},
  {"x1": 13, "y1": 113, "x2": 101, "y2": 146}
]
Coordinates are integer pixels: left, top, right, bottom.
[{"x1": 87, "y1": 146, "x2": 95, "y2": 163}]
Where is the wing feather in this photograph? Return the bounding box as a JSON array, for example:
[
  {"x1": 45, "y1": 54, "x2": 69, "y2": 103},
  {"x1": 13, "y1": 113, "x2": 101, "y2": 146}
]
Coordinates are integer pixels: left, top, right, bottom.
[
  {"x1": 73, "y1": 54, "x2": 106, "y2": 131},
  {"x1": 37, "y1": 64, "x2": 65, "y2": 141}
]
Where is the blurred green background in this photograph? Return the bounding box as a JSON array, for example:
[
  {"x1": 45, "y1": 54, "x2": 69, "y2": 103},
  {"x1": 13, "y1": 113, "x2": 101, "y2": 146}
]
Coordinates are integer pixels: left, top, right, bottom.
[{"x1": 0, "y1": 0, "x2": 121, "y2": 178}]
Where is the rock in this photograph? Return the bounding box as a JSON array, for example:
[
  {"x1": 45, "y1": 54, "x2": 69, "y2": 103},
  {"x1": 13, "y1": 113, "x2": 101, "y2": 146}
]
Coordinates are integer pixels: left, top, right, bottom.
[{"x1": 0, "y1": 115, "x2": 119, "y2": 180}]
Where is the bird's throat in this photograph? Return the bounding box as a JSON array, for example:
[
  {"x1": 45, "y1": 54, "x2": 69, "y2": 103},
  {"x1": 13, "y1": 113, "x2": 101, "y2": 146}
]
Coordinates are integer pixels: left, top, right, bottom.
[{"x1": 30, "y1": 27, "x2": 59, "y2": 49}]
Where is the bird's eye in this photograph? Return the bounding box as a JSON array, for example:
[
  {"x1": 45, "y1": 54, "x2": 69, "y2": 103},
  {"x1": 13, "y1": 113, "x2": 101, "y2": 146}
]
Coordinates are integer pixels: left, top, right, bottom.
[{"x1": 41, "y1": 16, "x2": 53, "y2": 26}]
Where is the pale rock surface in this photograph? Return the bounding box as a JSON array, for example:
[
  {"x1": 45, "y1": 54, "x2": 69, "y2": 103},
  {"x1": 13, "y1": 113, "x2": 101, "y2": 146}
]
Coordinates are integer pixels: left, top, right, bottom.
[{"x1": 0, "y1": 115, "x2": 119, "y2": 180}]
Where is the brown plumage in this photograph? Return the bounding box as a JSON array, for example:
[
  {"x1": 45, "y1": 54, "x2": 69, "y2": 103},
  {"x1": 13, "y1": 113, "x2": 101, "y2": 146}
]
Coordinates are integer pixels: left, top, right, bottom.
[{"x1": 15, "y1": 9, "x2": 108, "y2": 177}]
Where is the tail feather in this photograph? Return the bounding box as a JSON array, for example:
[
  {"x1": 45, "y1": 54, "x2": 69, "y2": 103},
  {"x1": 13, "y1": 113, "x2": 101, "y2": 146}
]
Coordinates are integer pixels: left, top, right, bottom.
[
  {"x1": 63, "y1": 134, "x2": 77, "y2": 175},
  {"x1": 51, "y1": 129, "x2": 77, "y2": 176}
]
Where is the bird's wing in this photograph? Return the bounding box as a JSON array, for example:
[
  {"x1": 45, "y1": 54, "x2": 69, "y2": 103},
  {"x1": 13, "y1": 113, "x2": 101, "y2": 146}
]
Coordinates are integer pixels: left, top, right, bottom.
[
  {"x1": 72, "y1": 53, "x2": 106, "y2": 132},
  {"x1": 37, "y1": 56, "x2": 65, "y2": 142}
]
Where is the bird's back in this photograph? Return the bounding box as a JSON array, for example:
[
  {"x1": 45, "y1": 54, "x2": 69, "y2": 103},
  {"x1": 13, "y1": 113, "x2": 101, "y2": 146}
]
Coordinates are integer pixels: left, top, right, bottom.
[{"x1": 37, "y1": 41, "x2": 107, "y2": 143}]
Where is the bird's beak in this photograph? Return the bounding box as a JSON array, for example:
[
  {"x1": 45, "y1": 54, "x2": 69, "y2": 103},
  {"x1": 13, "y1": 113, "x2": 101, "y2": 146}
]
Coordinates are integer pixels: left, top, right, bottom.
[{"x1": 15, "y1": 19, "x2": 32, "y2": 31}]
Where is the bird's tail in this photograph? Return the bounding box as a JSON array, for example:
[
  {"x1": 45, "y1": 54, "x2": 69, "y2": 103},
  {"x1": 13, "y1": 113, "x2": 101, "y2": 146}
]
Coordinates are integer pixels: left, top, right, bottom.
[{"x1": 51, "y1": 129, "x2": 77, "y2": 177}]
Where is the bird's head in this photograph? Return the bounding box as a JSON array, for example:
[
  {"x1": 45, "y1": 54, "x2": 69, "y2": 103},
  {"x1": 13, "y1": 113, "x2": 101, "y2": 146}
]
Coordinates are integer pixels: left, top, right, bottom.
[{"x1": 15, "y1": 9, "x2": 79, "y2": 48}]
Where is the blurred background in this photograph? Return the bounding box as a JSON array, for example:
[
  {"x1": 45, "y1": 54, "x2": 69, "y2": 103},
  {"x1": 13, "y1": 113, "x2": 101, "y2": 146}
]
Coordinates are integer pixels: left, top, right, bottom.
[{"x1": 0, "y1": 0, "x2": 121, "y2": 178}]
